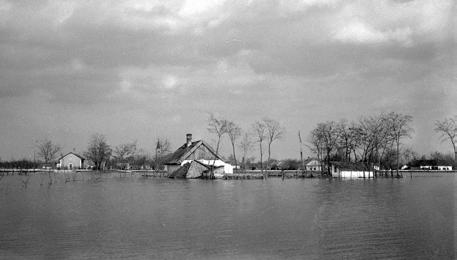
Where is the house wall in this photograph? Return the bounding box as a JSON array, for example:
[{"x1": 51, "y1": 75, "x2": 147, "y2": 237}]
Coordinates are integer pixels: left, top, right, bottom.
[
  {"x1": 184, "y1": 159, "x2": 233, "y2": 174},
  {"x1": 305, "y1": 160, "x2": 322, "y2": 171},
  {"x1": 332, "y1": 169, "x2": 374, "y2": 178},
  {"x1": 59, "y1": 154, "x2": 83, "y2": 169}
]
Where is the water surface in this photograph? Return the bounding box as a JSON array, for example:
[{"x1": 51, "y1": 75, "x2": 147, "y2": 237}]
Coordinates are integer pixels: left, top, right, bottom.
[{"x1": 0, "y1": 173, "x2": 455, "y2": 259}]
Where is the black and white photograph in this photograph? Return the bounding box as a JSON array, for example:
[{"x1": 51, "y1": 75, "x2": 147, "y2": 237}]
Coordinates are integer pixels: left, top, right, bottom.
[{"x1": 0, "y1": 0, "x2": 455, "y2": 259}]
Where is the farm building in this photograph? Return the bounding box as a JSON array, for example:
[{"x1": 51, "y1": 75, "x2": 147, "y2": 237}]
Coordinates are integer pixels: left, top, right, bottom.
[
  {"x1": 330, "y1": 161, "x2": 374, "y2": 178},
  {"x1": 56, "y1": 152, "x2": 86, "y2": 169},
  {"x1": 304, "y1": 158, "x2": 322, "y2": 171},
  {"x1": 164, "y1": 134, "x2": 233, "y2": 178}
]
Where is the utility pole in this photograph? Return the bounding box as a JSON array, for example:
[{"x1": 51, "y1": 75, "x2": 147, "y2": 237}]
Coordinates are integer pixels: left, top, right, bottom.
[
  {"x1": 299, "y1": 131, "x2": 304, "y2": 171},
  {"x1": 155, "y1": 139, "x2": 161, "y2": 171}
]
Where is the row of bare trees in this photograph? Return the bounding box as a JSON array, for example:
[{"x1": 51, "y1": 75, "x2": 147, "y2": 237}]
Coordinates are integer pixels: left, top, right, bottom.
[
  {"x1": 207, "y1": 114, "x2": 285, "y2": 173},
  {"x1": 11, "y1": 113, "x2": 456, "y2": 172},
  {"x1": 84, "y1": 134, "x2": 172, "y2": 170},
  {"x1": 27, "y1": 134, "x2": 171, "y2": 171},
  {"x1": 308, "y1": 112, "x2": 414, "y2": 176}
]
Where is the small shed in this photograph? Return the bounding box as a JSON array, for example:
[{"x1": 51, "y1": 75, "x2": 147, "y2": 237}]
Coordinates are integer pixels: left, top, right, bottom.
[
  {"x1": 330, "y1": 162, "x2": 374, "y2": 178},
  {"x1": 56, "y1": 152, "x2": 85, "y2": 170}
]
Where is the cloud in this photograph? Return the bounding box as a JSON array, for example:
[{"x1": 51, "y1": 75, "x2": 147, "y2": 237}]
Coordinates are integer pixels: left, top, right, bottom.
[
  {"x1": 333, "y1": 20, "x2": 413, "y2": 45},
  {"x1": 0, "y1": 0, "x2": 455, "y2": 159}
]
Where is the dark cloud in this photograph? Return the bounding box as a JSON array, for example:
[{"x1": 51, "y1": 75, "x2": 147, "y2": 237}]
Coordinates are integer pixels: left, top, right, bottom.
[{"x1": 0, "y1": 0, "x2": 455, "y2": 159}]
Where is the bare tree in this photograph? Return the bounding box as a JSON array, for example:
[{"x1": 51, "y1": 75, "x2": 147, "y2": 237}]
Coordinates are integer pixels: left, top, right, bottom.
[
  {"x1": 336, "y1": 120, "x2": 361, "y2": 162},
  {"x1": 386, "y1": 112, "x2": 413, "y2": 176},
  {"x1": 36, "y1": 139, "x2": 61, "y2": 165},
  {"x1": 84, "y1": 133, "x2": 112, "y2": 170},
  {"x1": 239, "y1": 132, "x2": 254, "y2": 170},
  {"x1": 307, "y1": 130, "x2": 323, "y2": 171},
  {"x1": 133, "y1": 148, "x2": 149, "y2": 170},
  {"x1": 226, "y1": 121, "x2": 241, "y2": 169},
  {"x1": 155, "y1": 138, "x2": 171, "y2": 170},
  {"x1": 357, "y1": 114, "x2": 393, "y2": 169},
  {"x1": 401, "y1": 147, "x2": 418, "y2": 166},
  {"x1": 310, "y1": 121, "x2": 339, "y2": 175},
  {"x1": 252, "y1": 121, "x2": 267, "y2": 175},
  {"x1": 208, "y1": 114, "x2": 228, "y2": 154},
  {"x1": 307, "y1": 112, "x2": 414, "y2": 175},
  {"x1": 113, "y1": 141, "x2": 137, "y2": 169},
  {"x1": 207, "y1": 114, "x2": 228, "y2": 178},
  {"x1": 435, "y1": 116, "x2": 457, "y2": 161},
  {"x1": 263, "y1": 118, "x2": 284, "y2": 170}
]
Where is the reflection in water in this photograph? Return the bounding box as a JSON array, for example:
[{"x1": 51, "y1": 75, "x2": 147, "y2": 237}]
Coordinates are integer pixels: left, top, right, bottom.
[{"x1": 0, "y1": 173, "x2": 455, "y2": 259}]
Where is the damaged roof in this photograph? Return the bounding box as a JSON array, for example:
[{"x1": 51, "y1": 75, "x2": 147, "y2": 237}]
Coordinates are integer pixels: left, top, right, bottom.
[{"x1": 164, "y1": 140, "x2": 221, "y2": 165}]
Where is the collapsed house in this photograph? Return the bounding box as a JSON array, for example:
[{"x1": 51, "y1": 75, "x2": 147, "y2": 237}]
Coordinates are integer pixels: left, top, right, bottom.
[{"x1": 164, "y1": 134, "x2": 233, "y2": 178}]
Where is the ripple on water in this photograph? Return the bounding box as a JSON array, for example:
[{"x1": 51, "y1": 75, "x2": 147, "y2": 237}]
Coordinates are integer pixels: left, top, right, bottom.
[{"x1": 0, "y1": 174, "x2": 455, "y2": 259}]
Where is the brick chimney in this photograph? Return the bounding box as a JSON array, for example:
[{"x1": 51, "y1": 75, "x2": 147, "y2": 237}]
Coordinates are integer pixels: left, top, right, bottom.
[{"x1": 186, "y1": 133, "x2": 192, "y2": 147}]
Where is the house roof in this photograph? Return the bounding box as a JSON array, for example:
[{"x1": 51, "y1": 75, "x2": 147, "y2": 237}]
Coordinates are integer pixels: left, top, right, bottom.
[
  {"x1": 58, "y1": 152, "x2": 85, "y2": 161},
  {"x1": 304, "y1": 158, "x2": 320, "y2": 165},
  {"x1": 331, "y1": 161, "x2": 371, "y2": 171},
  {"x1": 164, "y1": 140, "x2": 221, "y2": 165},
  {"x1": 168, "y1": 160, "x2": 224, "y2": 178}
]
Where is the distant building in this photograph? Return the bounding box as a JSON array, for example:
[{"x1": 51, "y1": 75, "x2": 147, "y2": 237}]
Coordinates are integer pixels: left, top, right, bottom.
[
  {"x1": 56, "y1": 152, "x2": 85, "y2": 169},
  {"x1": 304, "y1": 158, "x2": 322, "y2": 171},
  {"x1": 437, "y1": 166, "x2": 452, "y2": 171},
  {"x1": 330, "y1": 161, "x2": 374, "y2": 178},
  {"x1": 419, "y1": 165, "x2": 453, "y2": 171},
  {"x1": 419, "y1": 165, "x2": 433, "y2": 170},
  {"x1": 164, "y1": 134, "x2": 233, "y2": 178}
]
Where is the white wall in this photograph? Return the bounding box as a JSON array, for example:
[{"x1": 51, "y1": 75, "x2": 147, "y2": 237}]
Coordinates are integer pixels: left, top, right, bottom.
[
  {"x1": 182, "y1": 159, "x2": 234, "y2": 174},
  {"x1": 332, "y1": 170, "x2": 374, "y2": 178}
]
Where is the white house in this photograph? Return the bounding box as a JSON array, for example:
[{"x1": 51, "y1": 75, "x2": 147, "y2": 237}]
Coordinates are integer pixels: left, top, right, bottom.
[
  {"x1": 56, "y1": 152, "x2": 85, "y2": 169},
  {"x1": 304, "y1": 158, "x2": 322, "y2": 171}
]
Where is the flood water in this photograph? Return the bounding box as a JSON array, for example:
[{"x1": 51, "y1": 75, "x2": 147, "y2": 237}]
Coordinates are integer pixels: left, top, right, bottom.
[{"x1": 0, "y1": 172, "x2": 455, "y2": 259}]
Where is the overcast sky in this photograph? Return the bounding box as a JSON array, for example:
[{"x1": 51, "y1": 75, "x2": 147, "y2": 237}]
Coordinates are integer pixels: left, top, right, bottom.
[{"x1": 0, "y1": 0, "x2": 455, "y2": 160}]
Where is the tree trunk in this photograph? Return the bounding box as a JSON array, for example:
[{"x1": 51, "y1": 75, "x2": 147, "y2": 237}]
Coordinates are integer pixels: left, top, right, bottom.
[
  {"x1": 453, "y1": 144, "x2": 457, "y2": 162},
  {"x1": 267, "y1": 142, "x2": 271, "y2": 170},
  {"x1": 210, "y1": 138, "x2": 221, "y2": 179},
  {"x1": 326, "y1": 148, "x2": 331, "y2": 176},
  {"x1": 259, "y1": 141, "x2": 263, "y2": 175},
  {"x1": 242, "y1": 156, "x2": 246, "y2": 171},
  {"x1": 396, "y1": 139, "x2": 400, "y2": 177},
  {"x1": 231, "y1": 143, "x2": 237, "y2": 169}
]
